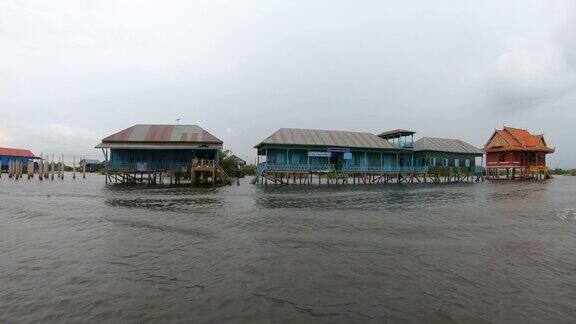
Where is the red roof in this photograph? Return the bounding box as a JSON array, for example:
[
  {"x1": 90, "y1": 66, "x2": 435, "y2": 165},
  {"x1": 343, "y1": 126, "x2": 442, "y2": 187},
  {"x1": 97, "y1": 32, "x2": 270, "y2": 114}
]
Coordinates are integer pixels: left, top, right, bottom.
[
  {"x1": 101, "y1": 125, "x2": 222, "y2": 144},
  {"x1": 0, "y1": 147, "x2": 38, "y2": 158},
  {"x1": 483, "y1": 127, "x2": 554, "y2": 153}
]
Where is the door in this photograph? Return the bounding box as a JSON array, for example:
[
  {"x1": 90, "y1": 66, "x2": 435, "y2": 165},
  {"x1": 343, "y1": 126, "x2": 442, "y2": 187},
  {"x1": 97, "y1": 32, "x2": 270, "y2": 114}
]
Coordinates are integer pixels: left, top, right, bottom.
[
  {"x1": 383, "y1": 156, "x2": 393, "y2": 170},
  {"x1": 330, "y1": 153, "x2": 341, "y2": 170}
]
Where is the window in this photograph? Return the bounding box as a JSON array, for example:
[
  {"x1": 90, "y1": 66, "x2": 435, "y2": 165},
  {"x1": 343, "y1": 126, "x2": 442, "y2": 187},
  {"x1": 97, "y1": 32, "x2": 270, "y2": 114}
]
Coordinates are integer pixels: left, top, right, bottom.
[
  {"x1": 499, "y1": 153, "x2": 505, "y2": 162},
  {"x1": 291, "y1": 154, "x2": 300, "y2": 165},
  {"x1": 442, "y1": 158, "x2": 449, "y2": 167},
  {"x1": 454, "y1": 159, "x2": 460, "y2": 167},
  {"x1": 276, "y1": 153, "x2": 285, "y2": 165},
  {"x1": 429, "y1": 157, "x2": 436, "y2": 166},
  {"x1": 465, "y1": 159, "x2": 471, "y2": 168}
]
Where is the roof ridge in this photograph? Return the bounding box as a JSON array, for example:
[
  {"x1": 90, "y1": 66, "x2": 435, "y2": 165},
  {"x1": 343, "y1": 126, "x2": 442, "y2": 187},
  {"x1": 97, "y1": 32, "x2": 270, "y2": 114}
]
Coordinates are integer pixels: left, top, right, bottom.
[
  {"x1": 503, "y1": 128, "x2": 525, "y2": 147},
  {"x1": 419, "y1": 136, "x2": 463, "y2": 141},
  {"x1": 503, "y1": 126, "x2": 527, "y2": 131},
  {"x1": 277, "y1": 127, "x2": 375, "y2": 135},
  {"x1": 0, "y1": 146, "x2": 33, "y2": 151},
  {"x1": 135, "y1": 124, "x2": 201, "y2": 127}
]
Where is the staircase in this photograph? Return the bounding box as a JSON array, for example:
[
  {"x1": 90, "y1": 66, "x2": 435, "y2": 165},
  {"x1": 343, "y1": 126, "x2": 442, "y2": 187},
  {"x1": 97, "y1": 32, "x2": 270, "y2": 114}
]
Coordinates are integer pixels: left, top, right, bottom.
[
  {"x1": 251, "y1": 163, "x2": 268, "y2": 184},
  {"x1": 214, "y1": 162, "x2": 232, "y2": 185}
]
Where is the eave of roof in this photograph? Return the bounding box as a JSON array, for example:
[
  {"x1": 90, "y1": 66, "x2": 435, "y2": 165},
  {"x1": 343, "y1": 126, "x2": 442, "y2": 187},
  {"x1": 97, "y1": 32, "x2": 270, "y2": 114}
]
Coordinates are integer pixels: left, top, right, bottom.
[
  {"x1": 414, "y1": 137, "x2": 483, "y2": 154},
  {"x1": 254, "y1": 128, "x2": 408, "y2": 151},
  {"x1": 95, "y1": 142, "x2": 223, "y2": 150},
  {"x1": 483, "y1": 147, "x2": 555, "y2": 153},
  {"x1": 100, "y1": 124, "x2": 223, "y2": 144}
]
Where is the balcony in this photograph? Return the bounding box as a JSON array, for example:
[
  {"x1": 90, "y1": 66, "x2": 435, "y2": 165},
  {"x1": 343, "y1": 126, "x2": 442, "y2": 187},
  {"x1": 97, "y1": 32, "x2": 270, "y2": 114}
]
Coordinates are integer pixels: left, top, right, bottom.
[
  {"x1": 107, "y1": 162, "x2": 192, "y2": 172},
  {"x1": 257, "y1": 163, "x2": 427, "y2": 173}
]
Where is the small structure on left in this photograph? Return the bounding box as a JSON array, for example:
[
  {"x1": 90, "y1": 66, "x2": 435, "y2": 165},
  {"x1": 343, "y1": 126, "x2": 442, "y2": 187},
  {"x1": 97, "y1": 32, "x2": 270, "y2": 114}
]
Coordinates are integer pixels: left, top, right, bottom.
[
  {"x1": 96, "y1": 124, "x2": 231, "y2": 185},
  {"x1": 0, "y1": 147, "x2": 42, "y2": 179}
]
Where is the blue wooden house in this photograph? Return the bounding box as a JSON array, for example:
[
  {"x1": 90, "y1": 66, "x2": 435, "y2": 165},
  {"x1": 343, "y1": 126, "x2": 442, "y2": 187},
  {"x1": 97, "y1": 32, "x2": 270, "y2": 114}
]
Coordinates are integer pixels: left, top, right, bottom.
[
  {"x1": 254, "y1": 128, "x2": 422, "y2": 176},
  {"x1": 0, "y1": 147, "x2": 40, "y2": 171},
  {"x1": 96, "y1": 124, "x2": 223, "y2": 172}
]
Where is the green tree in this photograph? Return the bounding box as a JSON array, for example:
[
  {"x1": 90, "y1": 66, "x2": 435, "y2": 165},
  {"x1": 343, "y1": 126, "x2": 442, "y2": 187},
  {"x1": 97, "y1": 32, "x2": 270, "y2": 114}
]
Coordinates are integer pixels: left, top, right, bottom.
[
  {"x1": 244, "y1": 164, "x2": 257, "y2": 176},
  {"x1": 218, "y1": 150, "x2": 240, "y2": 177}
]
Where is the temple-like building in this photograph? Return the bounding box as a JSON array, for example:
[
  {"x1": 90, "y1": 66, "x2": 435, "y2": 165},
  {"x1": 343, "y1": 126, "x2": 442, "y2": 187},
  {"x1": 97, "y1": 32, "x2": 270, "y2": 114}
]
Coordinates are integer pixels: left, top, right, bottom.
[{"x1": 483, "y1": 126, "x2": 554, "y2": 180}]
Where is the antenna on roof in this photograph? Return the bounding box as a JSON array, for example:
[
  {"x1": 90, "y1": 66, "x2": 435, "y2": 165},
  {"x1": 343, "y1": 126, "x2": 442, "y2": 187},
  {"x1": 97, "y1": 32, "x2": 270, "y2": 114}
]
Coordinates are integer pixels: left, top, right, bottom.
[{"x1": 176, "y1": 118, "x2": 181, "y2": 125}]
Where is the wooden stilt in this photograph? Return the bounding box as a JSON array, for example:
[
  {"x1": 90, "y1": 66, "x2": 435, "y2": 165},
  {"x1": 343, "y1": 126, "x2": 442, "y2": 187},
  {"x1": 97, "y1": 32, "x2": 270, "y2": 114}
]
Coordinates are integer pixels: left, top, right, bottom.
[{"x1": 51, "y1": 154, "x2": 54, "y2": 180}]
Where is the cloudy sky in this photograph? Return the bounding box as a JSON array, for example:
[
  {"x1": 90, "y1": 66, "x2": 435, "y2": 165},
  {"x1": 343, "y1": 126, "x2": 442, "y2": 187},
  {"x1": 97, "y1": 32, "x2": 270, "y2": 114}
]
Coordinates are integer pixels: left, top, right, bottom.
[{"x1": 1, "y1": 0, "x2": 575, "y2": 167}]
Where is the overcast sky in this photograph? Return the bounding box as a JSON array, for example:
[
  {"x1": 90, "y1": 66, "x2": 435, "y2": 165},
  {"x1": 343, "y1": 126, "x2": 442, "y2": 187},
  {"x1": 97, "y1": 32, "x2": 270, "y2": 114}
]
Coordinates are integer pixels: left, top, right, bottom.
[{"x1": 1, "y1": 0, "x2": 575, "y2": 167}]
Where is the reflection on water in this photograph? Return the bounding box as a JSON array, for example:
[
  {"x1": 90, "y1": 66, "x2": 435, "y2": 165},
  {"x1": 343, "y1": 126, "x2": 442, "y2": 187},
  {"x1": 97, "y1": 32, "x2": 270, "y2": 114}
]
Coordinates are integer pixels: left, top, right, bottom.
[
  {"x1": 1, "y1": 174, "x2": 576, "y2": 322},
  {"x1": 256, "y1": 183, "x2": 479, "y2": 210},
  {"x1": 107, "y1": 197, "x2": 223, "y2": 211}
]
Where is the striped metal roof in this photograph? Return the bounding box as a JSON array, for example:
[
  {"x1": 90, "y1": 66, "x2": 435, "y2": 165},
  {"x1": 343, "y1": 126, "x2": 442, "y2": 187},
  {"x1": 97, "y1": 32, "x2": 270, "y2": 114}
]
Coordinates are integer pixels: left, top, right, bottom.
[
  {"x1": 100, "y1": 125, "x2": 222, "y2": 144},
  {"x1": 415, "y1": 137, "x2": 482, "y2": 154},
  {"x1": 255, "y1": 128, "x2": 403, "y2": 150},
  {"x1": 97, "y1": 124, "x2": 223, "y2": 149}
]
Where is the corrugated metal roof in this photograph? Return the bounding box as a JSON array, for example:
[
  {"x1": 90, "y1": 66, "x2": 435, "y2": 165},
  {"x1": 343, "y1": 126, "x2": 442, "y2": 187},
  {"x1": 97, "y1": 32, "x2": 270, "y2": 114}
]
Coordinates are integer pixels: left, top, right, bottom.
[
  {"x1": 101, "y1": 125, "x2": 223, "y2": 144},
  {"x1": 0, "y1": 147, "x2": 38, "y2": 159},
  {"x1": 378, "y1": 129, "x2": 417, "y2": 138},
  {"x1": 415, "y1": 137, "x2": 482, "y2": 154},
  {"x1": 255, "y1": 128, "x2": 404, "y2": 150},
  {"x1": 80, "y1": 159, "x2": 102, "y2": 165}
]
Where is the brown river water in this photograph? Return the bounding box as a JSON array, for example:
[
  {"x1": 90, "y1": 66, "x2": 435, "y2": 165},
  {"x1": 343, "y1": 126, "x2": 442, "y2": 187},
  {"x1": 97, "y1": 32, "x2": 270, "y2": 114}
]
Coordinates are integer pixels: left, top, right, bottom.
[{"x1": 1, "y1": 174, "x2": 576, "y2": 323}]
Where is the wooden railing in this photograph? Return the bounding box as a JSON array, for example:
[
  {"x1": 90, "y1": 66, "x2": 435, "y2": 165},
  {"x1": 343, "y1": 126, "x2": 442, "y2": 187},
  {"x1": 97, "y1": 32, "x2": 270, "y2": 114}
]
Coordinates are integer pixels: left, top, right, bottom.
[
  {"x1": 256, "y1": 163, "x2": 428, "y2": 173},
  {"x1": 107, "y1": 162, "x2": 191, "y2": 171}
]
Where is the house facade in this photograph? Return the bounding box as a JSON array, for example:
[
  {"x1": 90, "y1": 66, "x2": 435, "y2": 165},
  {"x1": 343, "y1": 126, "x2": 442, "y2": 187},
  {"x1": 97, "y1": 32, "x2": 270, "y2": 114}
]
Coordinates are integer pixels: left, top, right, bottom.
[
  {"x1": 483, "y1": 126, "x2": 554, "y2": 179},
  {"x1": 96, "y1": 124, "x2": 223, "y2": 172},
  {"x1": 255, "y1": 128, "x2": 417, "y2": 174},
  {"x1": 413, "y1": 137, "x2": 483, "y2": 173},
  {"x1": 0, "y1": 147, "x2": 40, "y2": 171}
]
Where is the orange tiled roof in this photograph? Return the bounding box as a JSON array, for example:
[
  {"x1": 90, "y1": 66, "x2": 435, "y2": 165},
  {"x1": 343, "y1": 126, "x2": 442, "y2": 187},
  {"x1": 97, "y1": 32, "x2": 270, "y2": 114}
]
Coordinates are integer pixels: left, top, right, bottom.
[{"x1": 484, "y1": 127, "x2": 554, "y2": 153}]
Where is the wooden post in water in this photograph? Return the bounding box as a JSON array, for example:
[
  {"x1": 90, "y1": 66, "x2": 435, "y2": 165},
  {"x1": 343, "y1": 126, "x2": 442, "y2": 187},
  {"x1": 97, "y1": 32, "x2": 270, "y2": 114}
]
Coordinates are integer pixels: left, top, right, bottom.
[
  {"x1": 17, "y1": 160, "x2": 21, "y2": 180},
  {"x1": 44, "y1": 155, "x2": 49, "y2": 179},
  {"x1": 38, "y1": 153, "x2": 43, "y2": 181},
  {"x1": 82, "y1": 158, "x2": 86, "y2": 179},
  {"x1": 0, "y1": 160, "x2": 2, "y2": 178},
  {"x1": 190, "y1": 159, "x2": 195, "y2": 186},
  {"x1": 51, "y1": 154, "x2": 55, "y2": 180},
  {"x1": 61, "y1": 155, "x2": 65, "y2": 180},
  {"x1": 73, "y1": 156, "x2": 76, "y2": 179}
]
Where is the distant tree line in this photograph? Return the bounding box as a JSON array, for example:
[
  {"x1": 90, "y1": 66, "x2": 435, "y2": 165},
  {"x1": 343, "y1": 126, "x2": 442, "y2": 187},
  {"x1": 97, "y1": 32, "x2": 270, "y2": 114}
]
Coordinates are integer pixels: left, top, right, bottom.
[{"x1": 550, "y1": 168, "x2": 576, "y2": 176}]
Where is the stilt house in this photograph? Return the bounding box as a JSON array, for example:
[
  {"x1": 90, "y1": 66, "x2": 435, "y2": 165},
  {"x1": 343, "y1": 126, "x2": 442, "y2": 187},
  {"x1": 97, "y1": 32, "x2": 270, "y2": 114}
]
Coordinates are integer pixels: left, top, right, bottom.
[
  {"x1": 483, "y1": 126, "x2": 554, "y2": 180},
  {"x1": 96, "y1": 124, "x2": 223, "y2": 172}
]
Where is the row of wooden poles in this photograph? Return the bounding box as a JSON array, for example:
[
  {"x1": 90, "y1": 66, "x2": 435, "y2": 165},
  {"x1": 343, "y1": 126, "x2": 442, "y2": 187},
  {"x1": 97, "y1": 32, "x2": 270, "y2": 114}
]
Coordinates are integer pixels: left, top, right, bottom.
[{"x1": 0, "y1": 153, "x2": 86, "y2": 180}]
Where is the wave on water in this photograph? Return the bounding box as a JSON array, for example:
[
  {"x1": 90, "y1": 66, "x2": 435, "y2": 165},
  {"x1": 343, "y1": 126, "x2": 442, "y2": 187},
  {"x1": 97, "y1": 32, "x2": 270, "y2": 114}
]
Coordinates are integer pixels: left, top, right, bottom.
[{"x1": 556, "y1": 209, "x2": 576, "y2": 221}]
